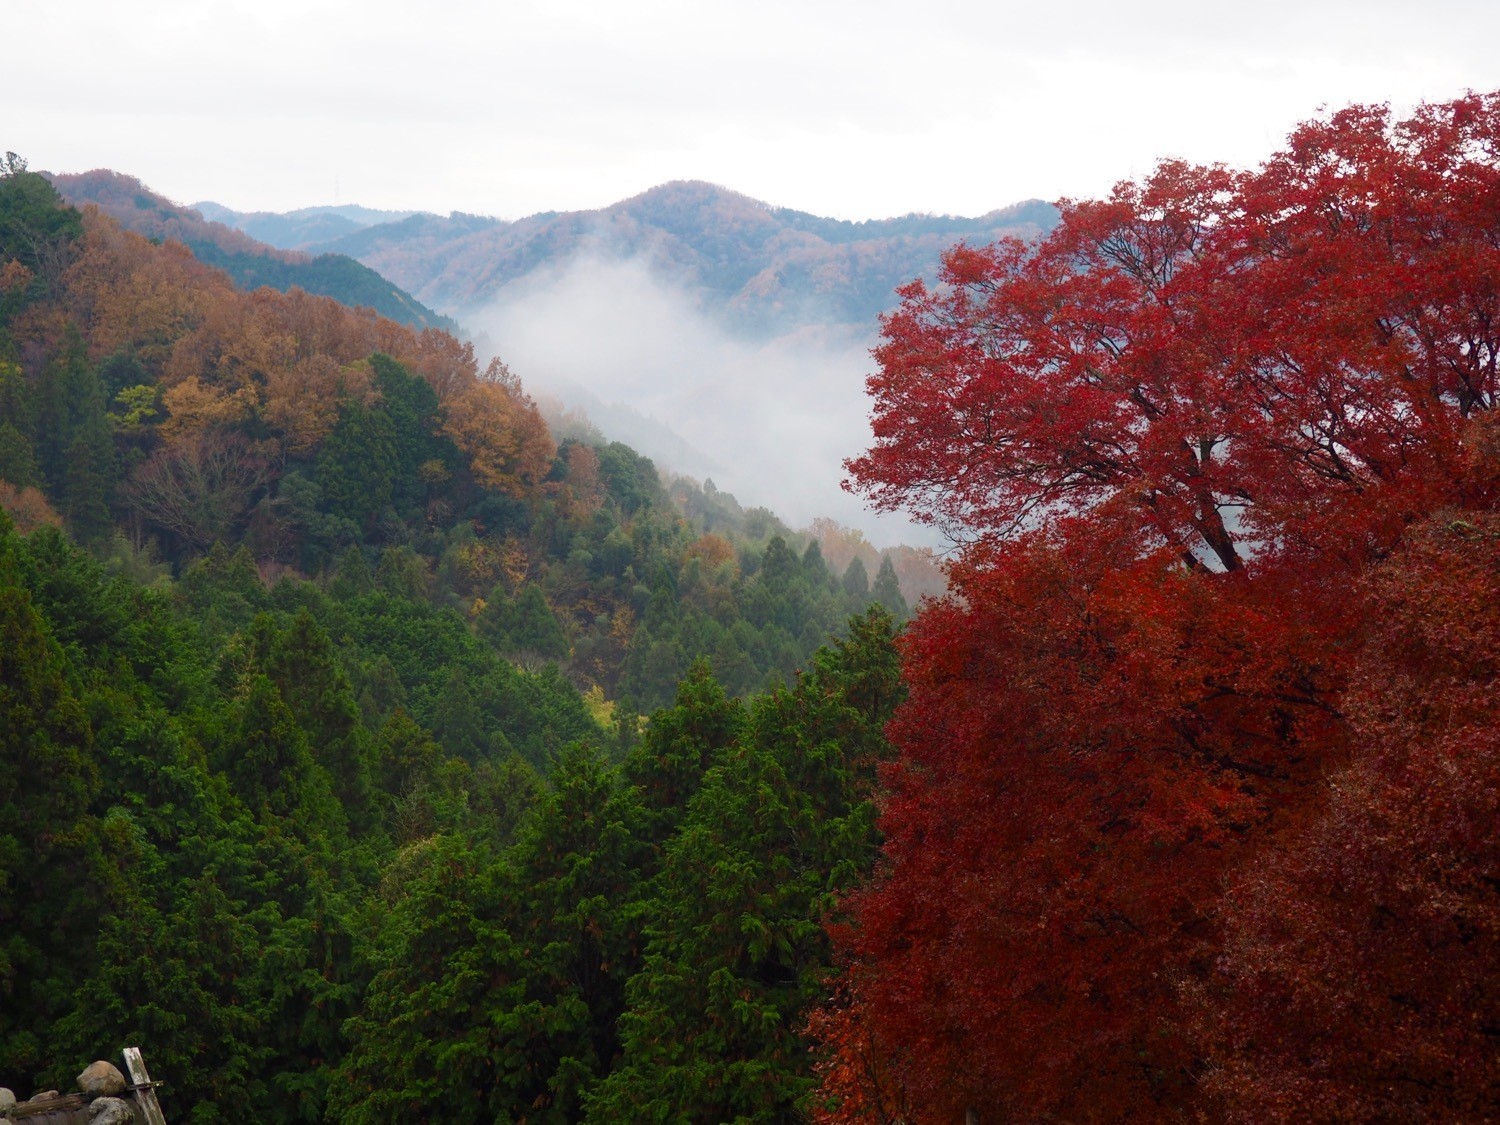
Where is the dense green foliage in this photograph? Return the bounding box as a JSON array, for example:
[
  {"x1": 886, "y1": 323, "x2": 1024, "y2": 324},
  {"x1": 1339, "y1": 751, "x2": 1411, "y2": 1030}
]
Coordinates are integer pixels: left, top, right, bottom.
[
  {"x1": 592, "y1": 614, "x2": 902, "y2": 1121},
  {"x1": 0, "y1": 153, "x2": 911, "y2": 1121},
  {"x1": 0, "y1": 505, "x2": 899, "y2": 1119},
  {"x1": 0, "y1": 513, "x2": 600, "y2": 1116},
  {"x1": 333, "y1": 609, "x2": 900, "y2": 1123}
]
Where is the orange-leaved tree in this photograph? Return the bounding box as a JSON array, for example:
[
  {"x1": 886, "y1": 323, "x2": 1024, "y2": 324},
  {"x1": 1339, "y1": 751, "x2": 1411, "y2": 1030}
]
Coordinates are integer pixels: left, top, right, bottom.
[{"x1": 441, "y1": 359, "x2": 555, "y2": 498}]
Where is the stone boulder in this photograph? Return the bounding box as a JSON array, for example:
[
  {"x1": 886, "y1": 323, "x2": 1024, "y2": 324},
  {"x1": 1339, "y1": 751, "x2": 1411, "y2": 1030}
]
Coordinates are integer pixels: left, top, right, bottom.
[
  {"x1": 77, "y1": 1062, "x2": 128, "y2": 1099},
  {"x1": 28, "y1": 1091, "x2": 59, "y2": 1101},
  {"x1": 0, "y1": 1087, "x2": 15, "y2": 1114},
  {"x1": 88, "y1": 1097, "x2": 135, "y2": 1125}
]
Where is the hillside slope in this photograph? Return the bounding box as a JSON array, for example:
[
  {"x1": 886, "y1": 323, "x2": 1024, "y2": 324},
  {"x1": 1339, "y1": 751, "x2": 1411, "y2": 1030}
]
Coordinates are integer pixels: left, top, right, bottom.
[
  {"x1": 48, "y1": 171, "x2": 457, "y2": 333},
  {"x1": 0, "y1": 162, "x2": 914, "y2": 1122}
]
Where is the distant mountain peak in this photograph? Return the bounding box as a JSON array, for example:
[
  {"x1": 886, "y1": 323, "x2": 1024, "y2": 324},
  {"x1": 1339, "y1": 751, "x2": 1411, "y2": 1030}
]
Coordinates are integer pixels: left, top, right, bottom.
[
  {"x1": 289, "y1": 182, "x2": 1059, "y2": 332},
  {"x1": 621, "y1": 179, "x2": 761, "y2": 206}
]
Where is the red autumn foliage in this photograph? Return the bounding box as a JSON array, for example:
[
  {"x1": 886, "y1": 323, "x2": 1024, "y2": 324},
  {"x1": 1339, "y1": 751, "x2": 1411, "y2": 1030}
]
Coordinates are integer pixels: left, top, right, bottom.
[
  {"x1": 1197, "y1": 509, "x2": 1500, "y2": 1120},
  {"x1": 845, "y1": 97, "x2": 1500, "y2": 575},
  {"x1": 820, "y1": 533, "x2": 1345, "y2": 1120},
  {"x1": 820, "y1": 93, "x2": 1500, "y2": 1121},
  {"x1": 0, "y1": 481, "x2": 62, "y2": 533}
]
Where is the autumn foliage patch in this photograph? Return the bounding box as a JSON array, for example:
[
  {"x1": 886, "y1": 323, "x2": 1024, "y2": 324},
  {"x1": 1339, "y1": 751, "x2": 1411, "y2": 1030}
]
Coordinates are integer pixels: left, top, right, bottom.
[{"x1": 820, "y1": 94, "x2": 1500, "y2": 1120}]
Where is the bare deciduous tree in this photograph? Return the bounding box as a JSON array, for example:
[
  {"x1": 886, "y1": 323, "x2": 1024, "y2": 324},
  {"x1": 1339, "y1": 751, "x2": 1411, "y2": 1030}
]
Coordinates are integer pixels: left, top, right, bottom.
[{"x1": 126, "y1": 433, "x2": 273, "y2": 551}]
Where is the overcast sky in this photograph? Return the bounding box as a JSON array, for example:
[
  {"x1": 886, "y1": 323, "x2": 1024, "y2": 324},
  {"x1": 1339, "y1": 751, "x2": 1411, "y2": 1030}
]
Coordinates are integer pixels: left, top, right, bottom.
[{"x1": 9, "y1": 0, "x2": 1498, "y2": 221}]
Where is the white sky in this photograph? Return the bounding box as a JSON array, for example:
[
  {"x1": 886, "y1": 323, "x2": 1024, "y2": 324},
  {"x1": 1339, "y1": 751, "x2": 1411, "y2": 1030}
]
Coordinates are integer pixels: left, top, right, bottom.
[{"x1": 9, "y1": 0, "x2": 1498, "y2": 221}]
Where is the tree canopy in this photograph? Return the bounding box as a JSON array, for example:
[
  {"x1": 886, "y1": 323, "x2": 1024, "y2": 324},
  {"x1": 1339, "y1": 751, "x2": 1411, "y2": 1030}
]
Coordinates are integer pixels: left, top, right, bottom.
[{"x1": 822, "y1": 93, "x2": 1500, "y2": 1121}]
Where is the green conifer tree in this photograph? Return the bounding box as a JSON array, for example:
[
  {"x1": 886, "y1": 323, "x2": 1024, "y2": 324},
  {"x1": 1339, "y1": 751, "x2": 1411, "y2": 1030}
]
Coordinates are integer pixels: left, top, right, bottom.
[
  {"x1": 505, "y1": 584, "x2": 569, "y2": 660},
  {"x1": 623, "y1": 661, "x2": 746, "y2": 844},
  {"x1": 0, "y1": 515, "x2": 100, "y2": 1076},
  {"x1": 589, "y1": 609, "x2": 902, "y2": 1123},
  {"x1": 317, "y1": 401, "x2": 398, "y2": 528},
  {"x1": 32, "y1": 330, "x2": 95, "y2": 497},
  {"x1": 337, "y1": 744, "x2": 646, "y2": 1123},
  {"x1": 265, "y1": 609, "x2": 373, "y2": 826},
  {"x1": 62, "y1": 403, "x2": 115, "y2": 543},
  {"x1": 842, "y1": 555, "x2": 870, "y2": 600},
  {"x1": 872, "y1": 554, "x2": 909, "y2": 624},
  {"x1": 369, "y1": 353, "x2": 455, "y2": 516},
  {"x1": 760, "y1": 535, "x2": 797, "y2": 587},
  {"x1": 802, "y1": 538, "x2": 830, "y2": 583},
  {"x1": 330, "y1": 834, "x2": 512, "y2": 1124},
  {"x1": 432, "y1": 665, "x2": 487, "y2": 761},
  {"x1": 228, "y1": 674, "x2": 318, "y2": 819},
  {"x1": 0, "y1": 359, "x2": 37, "y2": 487},
  {"x1": 329, "y1": 545, "x2": 374, "y2": 599}
]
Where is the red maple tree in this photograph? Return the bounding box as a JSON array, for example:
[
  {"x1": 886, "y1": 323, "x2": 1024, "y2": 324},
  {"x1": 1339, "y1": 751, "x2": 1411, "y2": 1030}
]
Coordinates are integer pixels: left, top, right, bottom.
[{"x1": 819, "y1": 93, "x2": 1500, "y2": 1122}]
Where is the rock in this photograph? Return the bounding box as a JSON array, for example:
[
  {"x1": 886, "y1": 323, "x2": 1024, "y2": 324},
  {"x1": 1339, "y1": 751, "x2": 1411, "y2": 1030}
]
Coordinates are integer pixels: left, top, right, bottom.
[
  {"x1": 28, "y1": 1091, "x2": 59, "y2": 1101},
  {"x1": 0, "y1": 1088, "x2": 15, "y2": 1114},
  {"x1": 88, "y1": 1097, "x2": 135, "y2": 1124},
  {"x1": 77, "y1": 1061, "x2": 128, "y2": 1099}
]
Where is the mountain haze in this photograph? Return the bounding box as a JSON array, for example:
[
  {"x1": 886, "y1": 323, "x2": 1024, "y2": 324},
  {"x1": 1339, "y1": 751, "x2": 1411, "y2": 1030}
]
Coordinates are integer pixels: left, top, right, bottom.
[
  {"x1": 78, "y1": 173, "x2": 1056, "y2": 543},
  {"x1": 297, "y1": 180, "x2": 1057, "y2": 334},
  {"x1": 236, "y1": 181, "x2": 1056, "y2": 542},
  {"x1": 193, "y1": 200, "x2": 428, "y2": 252}
]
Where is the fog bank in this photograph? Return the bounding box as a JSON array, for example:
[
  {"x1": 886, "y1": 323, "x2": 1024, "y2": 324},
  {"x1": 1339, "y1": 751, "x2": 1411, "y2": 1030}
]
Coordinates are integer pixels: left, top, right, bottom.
[{"x1": 474, "y1": 256, "x2": 940, "y2": 548}]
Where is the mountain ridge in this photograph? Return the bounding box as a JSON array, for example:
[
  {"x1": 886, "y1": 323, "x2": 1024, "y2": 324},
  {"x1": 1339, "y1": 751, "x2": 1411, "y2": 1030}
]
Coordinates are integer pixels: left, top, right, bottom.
[
  {"x1": 207, "y1": 179, "x2": 1058, "y2": 335},
  {"x1": 191, "y1": 200, "x2": 430, "y2": 250},
  {"x1": 47, "y1": 170, "x2": 458, "y2": 334}
]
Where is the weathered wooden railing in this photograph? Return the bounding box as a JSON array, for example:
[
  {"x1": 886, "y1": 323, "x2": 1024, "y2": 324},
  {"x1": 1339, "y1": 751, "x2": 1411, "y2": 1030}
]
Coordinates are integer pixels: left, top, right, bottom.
[{"x1": 3, "y1": 1048, "x2": 166, "y2": 1124}]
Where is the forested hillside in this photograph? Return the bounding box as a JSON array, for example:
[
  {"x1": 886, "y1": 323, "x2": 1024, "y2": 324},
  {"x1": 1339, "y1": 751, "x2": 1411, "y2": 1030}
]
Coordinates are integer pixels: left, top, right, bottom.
[
  {"x1": 0, "y1": 153, "x2": 912, "y2": 1120},
  {"x1": 47, "y1": 171, "x2": 456, "y2": 334},
  {"x1": 192, "y1": 202, "x2": 425, "y2": 254}
]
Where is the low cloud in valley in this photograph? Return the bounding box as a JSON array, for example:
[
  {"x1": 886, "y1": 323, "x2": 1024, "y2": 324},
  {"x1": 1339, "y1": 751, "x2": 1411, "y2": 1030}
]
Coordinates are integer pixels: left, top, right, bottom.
[{"x1": 475, "y1": 255, "x2": 937, "y2": 548}]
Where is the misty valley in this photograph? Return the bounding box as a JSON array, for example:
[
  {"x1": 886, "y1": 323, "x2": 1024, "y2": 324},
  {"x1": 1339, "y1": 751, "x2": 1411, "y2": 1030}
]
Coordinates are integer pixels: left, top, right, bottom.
[{"x1": 5, "y1": 89, "x2": 1500, "y2": 1124}]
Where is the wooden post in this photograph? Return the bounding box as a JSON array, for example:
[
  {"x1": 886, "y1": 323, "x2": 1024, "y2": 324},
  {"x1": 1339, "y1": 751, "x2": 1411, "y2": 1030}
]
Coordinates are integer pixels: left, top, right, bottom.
[
  {"x1": 121, "y1": 1048, "x2": 167, "y2": 1125},
  {"x1": 965, "y1": 1109, "x2": 979, "y2": 1125}
]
